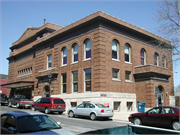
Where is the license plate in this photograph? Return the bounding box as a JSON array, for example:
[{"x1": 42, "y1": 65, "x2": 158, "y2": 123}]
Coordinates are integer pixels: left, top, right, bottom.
[
  {"x1": 25, "y1": 105, "x2": 30, "y2": 107},
  {"x1": 107, "y1": 110, "x2": 110, "y2": 113},
  {"x1": 58, "y1": 106, "x2": 61, "y2": 107}
]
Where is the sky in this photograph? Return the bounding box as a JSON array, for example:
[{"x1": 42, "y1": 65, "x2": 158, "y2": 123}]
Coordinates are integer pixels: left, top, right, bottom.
[{"x1": 0, "y1": 0, "x2": 179, "y2": 87}]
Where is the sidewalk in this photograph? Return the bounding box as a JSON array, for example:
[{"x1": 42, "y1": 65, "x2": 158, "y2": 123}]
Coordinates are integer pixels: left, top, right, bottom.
[{"x1": 112, "y1": 111, "x2": 136, "y2": 122}]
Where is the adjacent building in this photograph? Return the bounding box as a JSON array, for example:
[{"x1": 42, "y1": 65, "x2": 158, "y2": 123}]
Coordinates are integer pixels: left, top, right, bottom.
[
  {"x1": 1, "y1": 11, "x2": 175, "y2": 112},
  {"x1": 0, "y1": 74, "x2": 8, "y2": 95}
]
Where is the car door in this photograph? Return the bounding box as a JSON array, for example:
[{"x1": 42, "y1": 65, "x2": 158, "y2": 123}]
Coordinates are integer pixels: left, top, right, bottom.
[
  {"x1": 74, "y1": 103, "x2": 85, "y2": 116},
  {"x1": 1, "y1": 114, "x2": 17, "y2": 134},
  {"x1": 34, "y1": 98, "x2": 42, "y2": 111},
  {"x1": 158, "y1": 107, "x2": 176, "y2": 127},
  {"x1": 143, "y1": 107, "x2": 162, "y2": 126},
  {"x1": 84, "y1": 103, "x2": 93, "y2": 116}
]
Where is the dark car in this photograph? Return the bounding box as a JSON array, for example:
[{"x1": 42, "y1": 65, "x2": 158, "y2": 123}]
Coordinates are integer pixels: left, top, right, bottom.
[
  {"x1": 31, "y1": 97, "x2": 66, "y2": 114},
  {"x1": 0, "y1": 94, "x2": 8, "y2": 106},
  {"x1": 128, "y1": 106, "x2": 180, "y2": 130},
  {"x1": 1, "y1": 111, "x2": 75, "y2": 134}
]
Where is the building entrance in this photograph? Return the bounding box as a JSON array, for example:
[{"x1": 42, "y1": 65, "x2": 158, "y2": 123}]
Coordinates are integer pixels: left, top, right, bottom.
[
  {"x1": 44, "y1": 85, "x2": 50, "y2": 97},
  {"x1": 155, "y1": 86, "x2": 164, "y2": 106}
]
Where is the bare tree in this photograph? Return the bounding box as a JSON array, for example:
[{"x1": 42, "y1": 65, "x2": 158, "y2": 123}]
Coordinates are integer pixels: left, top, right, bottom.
[
  {"x1": 175, "y1": 84, "x2": 180, "y2": 92},
  {"x1": 154, "y1": 0, "x2": 180, "y2": 61}
]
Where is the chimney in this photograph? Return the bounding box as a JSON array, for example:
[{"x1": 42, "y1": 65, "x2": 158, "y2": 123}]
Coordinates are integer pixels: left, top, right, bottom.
[{"x1": 44, "y1": 19, "x2": 46, "y2": 25}]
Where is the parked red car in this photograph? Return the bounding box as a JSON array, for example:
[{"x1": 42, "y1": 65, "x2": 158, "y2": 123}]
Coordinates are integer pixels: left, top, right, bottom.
[
  {"x1": 31, "y1": 97, "x2": 66, "y2": 114},
  {"x1": 128, "y1": 106, "x2": 180, "y2": 130}
]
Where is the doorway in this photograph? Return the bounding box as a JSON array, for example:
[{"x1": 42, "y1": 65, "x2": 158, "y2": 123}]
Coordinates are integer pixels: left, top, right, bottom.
[
  {"x1": 44, "y1": 85, "x2": 50, "y2": 97},
  {"x1": 155, "y1": 86, "x2": 164, "y2": 106}
]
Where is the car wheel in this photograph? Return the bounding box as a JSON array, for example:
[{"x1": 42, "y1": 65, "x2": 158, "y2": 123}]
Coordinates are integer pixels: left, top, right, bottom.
[
  {"x1": 134, "y1": 117, "x2": 142, "y2": 125},
  {"x1": 90, "y1": 113, "x2": 96, "y2": 121},
  {"x1": 8, "y1": 102, "x2": 11, "y2": 107},
  {"x1": 172, "y1": 121, "x2": 180, "y2": 130},
  {"x1": 68, "y1": 111, "x2": 74, "y2": 118},
  {"x1": 31, "y1": 106, "x2": 36, "y2": 111},
  {"x1": 45, "y1": 108, "x2": 50, "y2": 114}
]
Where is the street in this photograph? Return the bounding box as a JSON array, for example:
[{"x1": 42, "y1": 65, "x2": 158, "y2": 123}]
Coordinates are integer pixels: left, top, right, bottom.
[{"x1": 0, "y1": 105, "x2": 129, "y2": 134}]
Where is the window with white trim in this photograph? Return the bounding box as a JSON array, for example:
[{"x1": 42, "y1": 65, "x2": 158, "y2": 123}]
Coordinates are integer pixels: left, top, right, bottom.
[
  {"x1": 47, "y1": 54, "x2": 52, "y2": 69},
  {"x1": 125, "y1": 44, "x2": 131, "y2": 63},
  {"x1": 141, "y1": 48, "x2": 146, "y2": 65},
  {"x1": 61, "y1": 73, "x2": 66, "y2": 93},
  {"x1": 162, "y1": 55, "x2": 166, "y2": 68},
  {"x1": 112, "y1": 68, "x2": 120, "y2": 80},
  {"x1": 72, "y1": 71, "x2": 78, "y2": 92},
  {"x1": 125, "y1": 71, "x2": 132, "y2": 81},
  {"x1": 112, "y1": 40, "x2": 119, "y2": 60},
  {"x1": 84, "y1": 68, "x2": 91, "y2": 91},
  {"x1": 72, "y1": 44, "x2": 78, "y2": 63},
  {"x1": 62, "y1": 47, "x2": 67, "y2": 65},
  {"x1": 154, "y1": 52, "x2": 159, "y2": 66},
  {"x1": 84, "y1": 39, "x2": 91, "y2": 60}
]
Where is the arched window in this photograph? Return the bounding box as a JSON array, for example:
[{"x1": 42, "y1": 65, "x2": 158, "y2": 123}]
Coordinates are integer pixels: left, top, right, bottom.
[
  {"x1": 72, "y1": 44, "x2": 78, "y2": 62},
  {"x1": 62, "y1": 47, "x2": 67, "y2": 65},
  {"x1": 154, "y1": 53, "x2": 159, "y2": 66},
  {"x1": 84, "y1": 39, "x2": 91, "y2": 59},
  {"x1": 124, "y1": 43, "x2": 131, "y2": 62},
  {"x1": 140, "y1": 48, "x2": 146, "y2": 65},
  {"x1": 112, "y1": 40, "x2": 119, "y2": 60},
  {"x1": 162, "y1": 55, "x2": 166, "y2": 68}
]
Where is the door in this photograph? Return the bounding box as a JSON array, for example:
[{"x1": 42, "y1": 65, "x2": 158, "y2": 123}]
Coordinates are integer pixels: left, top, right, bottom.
[
  {"x1": 155, "y1": 86, "x2": 164, "y2": 107},
  {"x1": 74, "y1": 103, "x2": 85, "y2": 116},
  {"x1": 1, "y1": 115, "x2": 16, "y2": 134},
  {"x1": 143, "y1": 107, "x2": 162, "y2": 126},
  {"x1": 34, "y1": 98, "x2": 41, "y2": 111}
]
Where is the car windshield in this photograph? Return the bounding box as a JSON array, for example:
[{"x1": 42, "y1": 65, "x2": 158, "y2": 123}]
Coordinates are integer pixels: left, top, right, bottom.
[
  {"x1": 174, "y1": 107, "x2": 180, "y2": 112},
  {"x1": 95, "y1": 104, "x2": 108, "y2": 108},
  {"x1": 17, "y1": 115, "x2": 61, "y2": 133}
]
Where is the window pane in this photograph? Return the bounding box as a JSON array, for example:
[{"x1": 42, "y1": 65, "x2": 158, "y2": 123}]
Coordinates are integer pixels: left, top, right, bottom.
[
  {"x1": 86, "y1": 81, "x2": 91, "y2": 91},
  {"x1": 48, "y1": 62, "x2": 52, "y2": 68},
  {"x1": 74, "y1": 54, "x2": 78, "y2": 62},
  {"x1": 63, "y1": 57, "x2": 67, "y2": 65},
  {"x1": 112, "y1": 51, "x2": 117, "y2": 59},
  {"x1": 74, "y1": 44, "x2": 78, "y2": 54},
  {"x1": 112, "y1": 40, "x2": 117, "y2": 51},
  {"x1": 48, "y1": 55, "x2": 52, "y2": 61},
  {"x1": 63, "y1": 48, "x2": 67, "y2": 56},
  {"x1": 73, "y1": 71, "x2": 78, "y2": 82},
  {"x1": 124, "y1": 45, "x2": 129, "y2": 54},
  {"x1": 63, "y1": 84, "x2": 66, "y2": 93},
  {"x1": 86, "y1": 50, "x2": 91, "y2": 59},
  {"x1": 125, "y1": 71, "x2": 131, "y2": 80},
  {"x1": 62, "y1": 74, "x2": 66, "y2": 83},
  {"x1": 85, "y1": 40, "x2": 91, "y2": 50},
  {"x1": 85, "y1": 69, "x2": 91, "y2": 80},
  {"x1": 141, "y1": 58, "x2": 144, "y2": 65},
  {"x1": 73, "y1": 83, "x2": 78, "y2": 92},
  {"x1": 125, "y1": 54, "x2": 129, "y2": 62},
  {"x1": 112, "y1": 69, "x2": 119, "y2": 79}
]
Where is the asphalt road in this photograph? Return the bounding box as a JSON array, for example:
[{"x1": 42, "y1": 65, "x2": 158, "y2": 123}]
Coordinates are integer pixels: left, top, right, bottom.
[{"x1": 0, "y1": 105, "x2": 129, "y2": 134}]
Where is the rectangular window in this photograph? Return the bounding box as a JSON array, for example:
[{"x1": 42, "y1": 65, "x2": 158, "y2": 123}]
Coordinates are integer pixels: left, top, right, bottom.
[
  {"x1": 127, "y1": 102, "x2": 133, "y2": 111},
  {"x1": 61, "y1": 73, "x2": 66, "y2": 93},
  {"x1": 71, "y1": 102, "x2": 77, "y2": 107},
  {"x1": 112, "y1": 68, "x2": 120, "y2": 80},
  {"x1": 47, "y1": 54, "x2": 52, "y2": 69},
  {"x1": 125, "y1": 71, "x2": 132, "y2": 81},
  {"x1": 72, "y1": 71, "x2": 78, "y2": 92},
  {"x1": 114, "y1": 102, "x2": 120, "y2": 111},
  {"x1": 84, "y1": 68, "x2": 91, "y2": 91}
]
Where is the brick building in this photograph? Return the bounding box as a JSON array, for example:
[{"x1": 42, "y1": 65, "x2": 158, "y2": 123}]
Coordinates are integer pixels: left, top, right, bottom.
[
  {"x1": 0, "y1": 74, "x2": 8, "y2": 95},
  {"x1": 2, "y1": 11, "x2": 175, "y2": 112}
]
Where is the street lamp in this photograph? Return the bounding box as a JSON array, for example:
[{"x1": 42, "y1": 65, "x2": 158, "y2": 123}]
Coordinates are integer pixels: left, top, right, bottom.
[{"x1": 48, "y1": 73, "x2": 52, "y2": 97}]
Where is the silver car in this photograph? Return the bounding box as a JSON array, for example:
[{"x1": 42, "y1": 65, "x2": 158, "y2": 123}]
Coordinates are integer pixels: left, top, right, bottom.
[{"x1": 68, "y1": 102, "x2": 114, "y2": 120}]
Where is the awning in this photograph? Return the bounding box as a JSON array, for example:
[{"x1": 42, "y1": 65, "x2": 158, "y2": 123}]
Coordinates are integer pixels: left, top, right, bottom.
[{"x1": 0, "y1": 81, "x2": 34, "y2": 88}]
